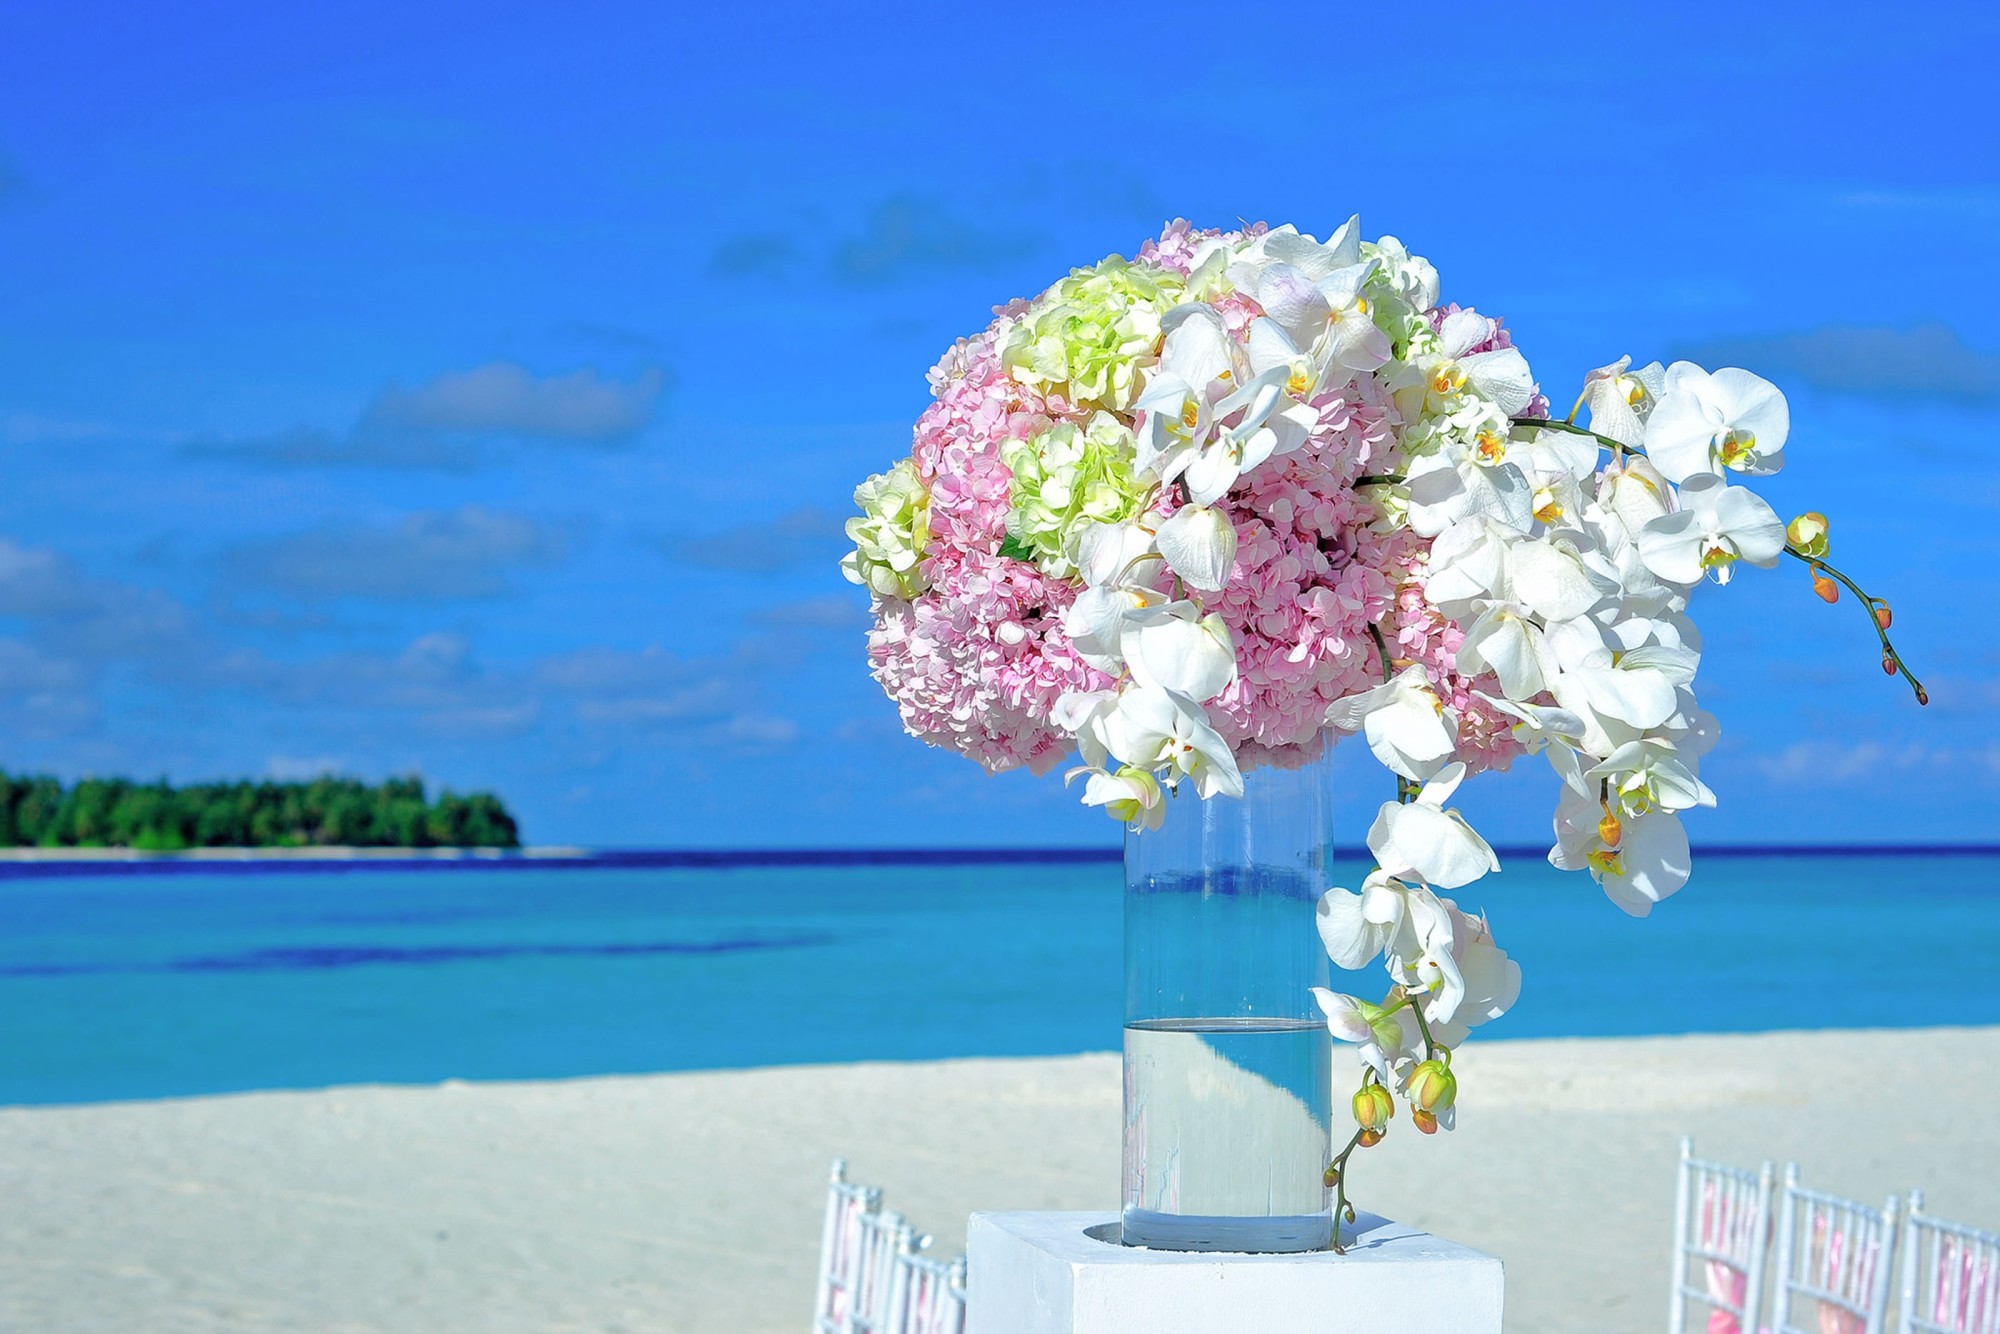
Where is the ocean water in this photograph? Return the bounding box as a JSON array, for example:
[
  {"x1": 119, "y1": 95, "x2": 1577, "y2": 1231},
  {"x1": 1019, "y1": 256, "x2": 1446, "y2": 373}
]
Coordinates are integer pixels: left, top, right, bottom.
[{"x1": 1, "y1": 849, "x2": 1997, "y2": 1107}]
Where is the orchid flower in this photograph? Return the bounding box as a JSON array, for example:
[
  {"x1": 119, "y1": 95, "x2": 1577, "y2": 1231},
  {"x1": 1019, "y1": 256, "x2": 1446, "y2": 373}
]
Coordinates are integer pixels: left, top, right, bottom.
[
  {"x1": 1109, "y1": 685, "x2": 1244, "y2": 799},
  {"x1": 1324, "y1": 666, "x2": 1460, "y2": 782},
  {"x1": 1365, "y1": 764, "x2": 1501, "y2": 890},
  {"x1": 1636, "y1": 473, "x2": 1788, "y2": 587},
  {"x1": 1317, "y1": 869, "x2": 1418, "y2": 970},
  {"x1": 1644, "y1": 362, "x2": 1790, "y2": 483},
  {"x1": 1550, "y1": 786, "x2": 1692, "y2": 916},
  {"x1": 1120, "y1": 602, "x2": 1237, "y2": 701},
  {"x1": 1578, "y1": 356, "x2": 1667, "y2": 450},
  {"x1": 1310, "y1": 985, "x2": 1420, "y2": 1085},
  {"x1": 1153, "y1": 504, "x2": 1238, "y2": 591},
  {"x1": 1071, "y1": 765, "x2": 1166, "y2": 832}
]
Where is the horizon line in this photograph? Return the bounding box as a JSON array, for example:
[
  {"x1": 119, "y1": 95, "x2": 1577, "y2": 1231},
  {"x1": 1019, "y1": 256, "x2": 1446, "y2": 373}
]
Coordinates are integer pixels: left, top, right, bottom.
[{"x1": 1, "y1": 842, "x2": 1997, "y2": 879}]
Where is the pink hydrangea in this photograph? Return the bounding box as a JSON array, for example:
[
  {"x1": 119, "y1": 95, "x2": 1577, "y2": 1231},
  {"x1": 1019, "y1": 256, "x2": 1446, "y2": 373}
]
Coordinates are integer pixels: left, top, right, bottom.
[
  {"x1": 858, "y1": 222, "x2": 1531, "y2": 783},
  {"x1": 867, "y1": 549, "x2": 1111, "y2": 775}
]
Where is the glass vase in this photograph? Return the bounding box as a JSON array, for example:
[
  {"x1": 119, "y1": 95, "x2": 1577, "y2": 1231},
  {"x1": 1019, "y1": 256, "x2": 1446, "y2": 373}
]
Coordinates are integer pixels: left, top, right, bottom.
[{"x1": 1120, "y1": 751, "x2": 1335, "y2": 1253}]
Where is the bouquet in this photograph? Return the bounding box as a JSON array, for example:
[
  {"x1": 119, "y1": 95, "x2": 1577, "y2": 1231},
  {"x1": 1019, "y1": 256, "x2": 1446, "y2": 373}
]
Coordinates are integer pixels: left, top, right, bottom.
[{"x1": 842, "y1": 217, "x2": 1920, "y2": 1240}]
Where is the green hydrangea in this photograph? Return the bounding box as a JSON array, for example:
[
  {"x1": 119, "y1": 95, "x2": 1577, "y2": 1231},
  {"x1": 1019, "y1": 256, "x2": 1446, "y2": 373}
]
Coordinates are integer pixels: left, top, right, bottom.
[
  {"x1": 1000, "y1": 412, "x2": 1146, "y2": 578},
  {"x1": 841, "y1": 459, "x2": 931, "y2": 600},
  {"x1": 1001, "y1": 257, "x2": 1183, "y2": 411}
]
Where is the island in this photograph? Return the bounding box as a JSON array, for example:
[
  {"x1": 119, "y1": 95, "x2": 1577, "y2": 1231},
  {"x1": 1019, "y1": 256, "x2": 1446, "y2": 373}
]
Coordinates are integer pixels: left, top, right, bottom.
[{"x1": 0, "y1": 774, "x2": 520, "y2": 850}]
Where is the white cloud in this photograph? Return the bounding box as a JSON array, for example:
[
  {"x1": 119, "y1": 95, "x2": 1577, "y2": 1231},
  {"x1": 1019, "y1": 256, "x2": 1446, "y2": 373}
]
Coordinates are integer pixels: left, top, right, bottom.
[
  {"x1": 363, "y1": 361, "x2": 668, "y2": 442},
  {"x1": 226, "y1": 506, "x2": 571, "y2": 601}
]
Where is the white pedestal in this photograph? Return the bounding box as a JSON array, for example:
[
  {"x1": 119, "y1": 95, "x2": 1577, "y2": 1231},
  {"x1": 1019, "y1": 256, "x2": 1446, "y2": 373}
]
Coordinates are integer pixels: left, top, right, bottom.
[{"x1": 967, "y1": 1210, "x2": 1502, "y2": 1334}]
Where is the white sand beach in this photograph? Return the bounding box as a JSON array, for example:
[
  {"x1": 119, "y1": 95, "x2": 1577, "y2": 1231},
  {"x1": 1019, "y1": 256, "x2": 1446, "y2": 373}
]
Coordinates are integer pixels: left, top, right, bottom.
[{"x1": 2, "y1": 1027, "x2": 1992, "y2": 1333}]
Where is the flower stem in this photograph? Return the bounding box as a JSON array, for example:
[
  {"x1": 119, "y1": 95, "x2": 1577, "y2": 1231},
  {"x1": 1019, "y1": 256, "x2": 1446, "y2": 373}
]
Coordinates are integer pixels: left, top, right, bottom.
[
  {"x1": 1783, "y1": 546, "x2": 1929, "y2": 705},
  {"x1": 1326, "y1": 1126, "x2": 1366, "y2": 1253},
  {"x1": 1409, "y1": 1000, "x2": 1438, "y2": 1061},
  {"x1": 1511, "y1": 415, "x2": 1635, "y2": 455}
]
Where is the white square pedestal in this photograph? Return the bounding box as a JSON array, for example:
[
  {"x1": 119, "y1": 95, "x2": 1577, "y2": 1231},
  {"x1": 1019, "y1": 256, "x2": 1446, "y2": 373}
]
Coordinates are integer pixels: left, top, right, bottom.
[{"x1": 967, "y1": 1210, "x2": 1502, "y2": 1333}]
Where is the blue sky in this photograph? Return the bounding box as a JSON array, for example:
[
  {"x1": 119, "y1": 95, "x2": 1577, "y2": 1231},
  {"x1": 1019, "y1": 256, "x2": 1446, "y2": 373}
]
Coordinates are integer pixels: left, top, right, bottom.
[{"x1": 0, "y1": 1, "x2": 1995, "y2": 848}]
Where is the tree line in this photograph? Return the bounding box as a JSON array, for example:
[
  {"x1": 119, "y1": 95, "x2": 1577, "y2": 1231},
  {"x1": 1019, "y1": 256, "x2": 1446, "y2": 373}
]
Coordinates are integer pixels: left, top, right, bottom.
[{"x1": 0, "y1": 773, "x2": 521, "y2": 850}]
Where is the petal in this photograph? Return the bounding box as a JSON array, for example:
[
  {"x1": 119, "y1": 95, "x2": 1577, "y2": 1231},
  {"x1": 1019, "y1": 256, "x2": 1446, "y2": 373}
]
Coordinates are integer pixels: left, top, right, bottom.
[
  {"x1": 1510, "y1": 542, "x2": 1610, "y2": 622},
  {"x1": 1461, "y1": 347, "x2": 1536, "y2": 415},
  {"x1": 1159, "y1": 305, "x2": 1236, "y2": 388},
  {"x1": 1316, "y1": 892, "x2": 1390, "y2": 971},
  {"x1": 1309, "y1": 987, "x2": 1379, "y2": 1044},
  {"x1": 1709, "y1": 486, "x2": 1788, "y2": 565},
  {"x1": 1154, "y1": 505, "x2": 1238, "y2": 591},
  {"x1": 1643, "y1": 391, "x2": 1722, "y2": 483}
]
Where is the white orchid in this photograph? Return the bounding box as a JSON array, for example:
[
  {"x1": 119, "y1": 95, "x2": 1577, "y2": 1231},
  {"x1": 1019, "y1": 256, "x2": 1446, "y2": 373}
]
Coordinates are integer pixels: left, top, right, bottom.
[
  {"x1": 1579, "y1": 356, "x2": 1667, "y2": 450},
  {"x1": 1550, "y1": 786, "x2": 1692, "y2": 916},
  {"x1": 1316, "y1": 869, "x2": 1416, "y2": 970},
  {"x1": 1636, "y1": 473, "x2": 1788, "y2": 587},
  {"x1": 1153, "y1": 504, "x2": 1237, "y2": 591},
  {"x1": 1108, "y1": 685, "x2": 1243, "y2": 799},
  {"x1": 1507, "y1": 529, "x2": 1619, "y2": 623},
  {"x1": 1417, "y1": 905, "x2": 1521, "y2": 1050},
  {"x1": 1072, "y1": 765, "x2": 1166, "y2": 831},
  {"x1": 1585, "y1": 739, "x2": 1716, "y2": 818},
  {"x1": 1067, "y1": 519, "x2": 1161, "y2": 590},
  {"x1": 1179, "y1": 368, "x2": 1315, "y2": 506},
  {"x1": 1456, "y1": 604, "x2": 1555, "y2": 699},
  {"x1": 1404, "y1": 451, "x2": 1534, "y2": 538},
  {"x1": 1063, "y1": 582, "x2": 1168, "y2": 674},
  {"x1": 1365, "y1": 764, "x2": 1500, "y2": 891},
  {"x1": 1324, "y1": 666, "x2": 1459, "y2": 782},
  {"x1": 1644, "y1": 362, "x2": 1790, "y2": 483},
  {"x1": 1120, "y1": 602, "x2": 1237, "y2": 701},
  {"x1": 1052, "y1": 689, "x2": 1122, "y2": 771},
  {"x1": 1310, "y1": 985, "x2": 1420, "y2": 1085}
]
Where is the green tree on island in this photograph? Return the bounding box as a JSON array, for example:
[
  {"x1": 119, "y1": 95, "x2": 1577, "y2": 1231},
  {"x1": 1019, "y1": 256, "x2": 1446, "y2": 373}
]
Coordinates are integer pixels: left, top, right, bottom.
[{"x1": 0, "y1": 773, "x2": 520, "y2": 850}]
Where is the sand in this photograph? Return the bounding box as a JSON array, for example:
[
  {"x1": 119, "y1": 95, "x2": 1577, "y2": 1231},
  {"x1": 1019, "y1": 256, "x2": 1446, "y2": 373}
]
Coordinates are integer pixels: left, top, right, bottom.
[{"x1": 2, "y1": 1027, "x2": 1993, "y2": 1333}]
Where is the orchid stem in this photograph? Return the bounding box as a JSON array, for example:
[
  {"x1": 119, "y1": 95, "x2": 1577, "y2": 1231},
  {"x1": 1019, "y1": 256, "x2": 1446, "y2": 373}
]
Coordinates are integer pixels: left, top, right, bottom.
[
  {"x1": 1511, "y1": 415, "x2": 1637, "y2": 456},
  {"x1": 1783, "y1": 546, "x2": 1928, "y2": 705},
  {"x1": 1409, "y1": 1000, "x2": 1438, "y2": 1061},
  {"x1": 1327, "y1": 1126, "x2": 1366, "y2": 1253}
]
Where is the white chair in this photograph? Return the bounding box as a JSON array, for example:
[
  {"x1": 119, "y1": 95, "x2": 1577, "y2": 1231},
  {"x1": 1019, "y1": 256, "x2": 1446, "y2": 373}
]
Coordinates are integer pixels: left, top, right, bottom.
[
  {"x1": 1670, "y1": 1136, "x2": 1776, "y2": 1334},
  {"x1": 814, "y1": 1159, "x2": 885, "y2": 1334},
  {"x1": 1897, "y1": 1191, "x2": 2000, "y2": 1334},
  {"x1": 850, "y1": 1208, "x2": 927, "y2": 1333},
  {"x1": 1767, "y1": 1164, "x2": 1901, "y2": 1334},
  {"x1": 895, "y1": 1250, "x2": 968, "y2": 1334}
]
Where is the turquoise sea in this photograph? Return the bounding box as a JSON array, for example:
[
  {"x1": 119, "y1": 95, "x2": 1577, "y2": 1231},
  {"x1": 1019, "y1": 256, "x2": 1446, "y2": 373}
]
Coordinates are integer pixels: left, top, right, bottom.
[{"x1": 2, "y1": 849, "x2": 1997, "y2": 1107}]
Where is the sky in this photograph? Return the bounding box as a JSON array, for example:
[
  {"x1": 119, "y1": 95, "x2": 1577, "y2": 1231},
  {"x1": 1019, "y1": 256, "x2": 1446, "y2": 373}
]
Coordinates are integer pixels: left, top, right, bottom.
[{"x1": 0, "y1": 0, "x2": 1995, "y2": 849}]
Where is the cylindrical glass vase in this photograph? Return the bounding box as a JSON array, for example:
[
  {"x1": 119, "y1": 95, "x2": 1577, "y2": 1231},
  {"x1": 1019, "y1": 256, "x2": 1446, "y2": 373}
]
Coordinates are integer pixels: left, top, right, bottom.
[{"x1": 1121, "y1": 752, "x2": 1334, "y2": 1253}]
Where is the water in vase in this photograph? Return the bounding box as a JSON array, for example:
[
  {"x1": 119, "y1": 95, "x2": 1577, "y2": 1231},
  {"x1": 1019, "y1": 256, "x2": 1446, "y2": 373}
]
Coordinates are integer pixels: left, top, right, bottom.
[{"x1": 1122, "y1": 1016, "x2": 1333, "y2": 1252}]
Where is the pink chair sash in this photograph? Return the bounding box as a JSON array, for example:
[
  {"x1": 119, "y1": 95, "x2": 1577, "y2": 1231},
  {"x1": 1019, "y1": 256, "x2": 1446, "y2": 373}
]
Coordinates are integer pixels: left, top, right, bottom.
[
  {"x1": 1932, "y1": 1235, "x2": 1998, "y2": 1332},
  {"x1": 1700, "y1": 1179, "x2": 1750, "y2": 1334}
]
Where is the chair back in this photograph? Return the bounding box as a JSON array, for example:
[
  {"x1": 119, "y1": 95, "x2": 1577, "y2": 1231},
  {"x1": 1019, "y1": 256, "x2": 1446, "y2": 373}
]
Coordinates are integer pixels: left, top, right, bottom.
[
  {"x1": 1897, "y1": 1191, "x2": 2000, "y2": 1334},
  {"x1": 1670, "y1": 1136, "x2": 1777, "y2": 1334},
  {"x1": 896, "y1": 1250, "x2": 969, "y2": 1334},
  {"x1": 850, "y1": 1209, "x2": 927, "y2": 1333},
  {"x1": 1768, "y1": 1163, "x2": 1902, "y2": 1334},
  {"x1": 814, "y1": 1159, "x2": 885, "y2": 1334}
]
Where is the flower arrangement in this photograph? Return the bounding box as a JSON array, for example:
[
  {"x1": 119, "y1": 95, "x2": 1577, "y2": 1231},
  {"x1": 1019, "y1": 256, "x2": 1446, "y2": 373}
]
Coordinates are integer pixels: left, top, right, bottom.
[{"x1": 842, "y1": 217, "x2": 1921, "y2": 1246}]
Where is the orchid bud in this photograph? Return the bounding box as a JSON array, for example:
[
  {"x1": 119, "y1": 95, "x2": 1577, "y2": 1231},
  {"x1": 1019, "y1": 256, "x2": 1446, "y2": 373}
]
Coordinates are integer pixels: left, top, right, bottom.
[
  {"x1": 1323, "y1": 1164, "x2": 1341, "y2": 1188},
  {"x1": 1916, "y1": 687, "x2": 1930, "y2": 706},
  {"x1": 1352, "y1": 1083, "x2": 1395, "y2": 1134},
  {"x1": 1406, "y1": 1058, "x2": 1458, "y2": 1114},
  {"x1": 1412, "y1": 1108, "x2": 1440, "y2": 1135},
  {"x1": 1873, "y1": 601, "x2": 1893, "y2": 630},
  {"x1": 1883, "y1": 655, "x2": 1898, "y2": 676},
  {"x1": 1812, "y1": 575, "x2": 1838, "y2": 604},
  {"x1": 1597, "y1": 808, "x2": 1623, "y2": 849},
  {"x1": 1786, "y1": 512, "x2": 1829, "y2": 558},
  {"x1": 1356, "y1": 1128, "x2": 1384, "y2": 1149}
]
